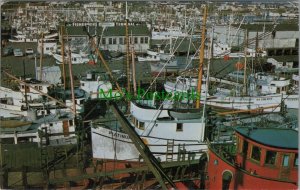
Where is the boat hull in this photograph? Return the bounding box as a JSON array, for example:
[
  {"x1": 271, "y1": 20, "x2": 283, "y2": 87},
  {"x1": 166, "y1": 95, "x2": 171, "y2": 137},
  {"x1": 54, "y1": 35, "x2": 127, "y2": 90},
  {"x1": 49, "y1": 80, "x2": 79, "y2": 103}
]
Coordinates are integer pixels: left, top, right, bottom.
[
  {"x1": 91, "y1": 125, "x2": 207, "y2": 162},
  {"x1": 203, "y1": 95, "x2": 283, "y2": 113},
  {"x1": 206, "y1": 148, "x2": 297, "y2": 189}
]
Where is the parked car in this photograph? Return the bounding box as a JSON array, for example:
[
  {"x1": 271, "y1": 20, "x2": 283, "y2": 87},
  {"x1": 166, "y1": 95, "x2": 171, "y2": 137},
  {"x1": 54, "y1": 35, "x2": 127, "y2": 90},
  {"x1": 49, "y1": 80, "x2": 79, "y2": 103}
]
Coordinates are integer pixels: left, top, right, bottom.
[
  {"x1": 2, "y1": 47, "x2": 13, "y2": 56},
  {"x1": 13, "y1": 48, "x2": 24, "y2": 57},
  {"x1": 25, "y1": 48, "x2": 34, "y2": 55}
]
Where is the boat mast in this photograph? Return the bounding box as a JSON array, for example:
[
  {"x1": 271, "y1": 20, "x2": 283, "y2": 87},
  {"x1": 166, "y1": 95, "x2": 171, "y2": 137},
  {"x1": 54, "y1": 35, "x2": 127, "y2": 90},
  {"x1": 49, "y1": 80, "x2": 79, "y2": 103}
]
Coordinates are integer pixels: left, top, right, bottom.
[
  {"x1": 125, "y1": 2, "x2": 131, "y2": 95},
  {"x1": 243, "y1": 29, "x2": 248, "y2": 95},
  {"x1": 61, "y1": 25, "x2": 67, "y2": 90},
  {"x1": 23, "y1": 59, "x2": 28, "y2": 108},
  {"x1": 39, "y1": 33, "x2": 44, "y2": 81},
  {"x1": 131, "y1": 31, "x2": 137, "y2": 96},
  {"x1": 196, "y1": 5, "x2": 207, "y2": 109},
  {"x1": 201, "y1": 25, "x2": 214, "y2": 141},
  {"x1": 67, "y1": 35, "x2": 76, "y2": 114}
]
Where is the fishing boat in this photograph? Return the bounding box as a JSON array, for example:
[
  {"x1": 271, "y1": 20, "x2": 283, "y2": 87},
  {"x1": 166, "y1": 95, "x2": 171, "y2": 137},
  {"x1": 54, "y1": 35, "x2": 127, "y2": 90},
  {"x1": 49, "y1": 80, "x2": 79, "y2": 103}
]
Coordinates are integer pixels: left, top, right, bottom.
[
  {"x1": 137, "y1": 49, "x2": 161, "y2": 62},
  {"x1": 163, "y1": 75, "x2": 284, "y2": 113},
  {"x1": 164, "y1": 75, "x2": 210, "y2": 103},
  {"x1": 8, "y1": 34, "x2": 38, "y2": 43},
  {"x1": 150, "y1": 58, "x2": 192, "y2": 76},
  {"x1": 151, "y1": 27, "x2": 188, "y2": 40},
  {"x1": 205, "y1": 127, "x2": 298, "y2": 189},
  {"x1": 0, "y1": 111, "x2": 77, "y2": 146},
  {"x1": 79, "y1": 71, "x2": 121, "y2": 99},
  {"x1": 91, "y1": 100, "x2": 207, "y2": 162},
  {"x1": 52, "y1": 52, "x2": 91, "y2": 65}
]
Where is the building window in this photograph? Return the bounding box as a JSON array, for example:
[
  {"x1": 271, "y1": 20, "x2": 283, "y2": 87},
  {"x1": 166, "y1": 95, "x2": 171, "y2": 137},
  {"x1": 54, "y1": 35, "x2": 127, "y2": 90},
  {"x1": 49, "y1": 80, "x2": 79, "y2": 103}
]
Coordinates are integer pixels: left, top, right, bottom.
[
  {"x1": 140, "y1": 37, "x2": 144, "y2": 44},
  {"x1": 69, "y1": 120, "x2": 73, "y2": 126},
  {"x1": 134, "y1": 37, "x2": 138, "y2": 44},
  {"x1": 294, "y1": 154, "x2": 298, "y2": 167},
  {"x1": 109, "y1": 38, "x2": 112, "y2": 44},
  {"x1": 113, "y1": 38, "x2": 117, "y2": 44},
  {"x1": 145, "y1": 37, "x2": 148, "y2": 44},
  {"x1": 49, "y1": 123, "x2": 53, "y2": 127},
  {"x1": 119, "y1": 37, "x2": 123, "y2": 44},
  {"x1": 265, "y1": 151, "x2": 277, "y2": 165},
  {"x1": 282, "y1": 155, "x2": 290, "y2": 167},
  {"x1": 102, "y1": 38, "x2": 106, "y2": 45},
  {"x1": 176, "y1": 123, "x2": 183, "y2": 131},
  {"x1": 251, "y1": 145, "x2": 261, "y2": 162}
]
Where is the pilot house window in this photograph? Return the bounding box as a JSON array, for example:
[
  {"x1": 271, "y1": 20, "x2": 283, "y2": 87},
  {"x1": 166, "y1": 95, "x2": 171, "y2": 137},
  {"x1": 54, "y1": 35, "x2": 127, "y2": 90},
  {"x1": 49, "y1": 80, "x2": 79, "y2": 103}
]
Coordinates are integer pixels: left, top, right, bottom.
[
  {"x1": 242, "y1": 140, "x2": 248, "y2": 156},
  {"x1": 282, "y1": 155, "x2": 290, "y2": 167},
  {"x1": 265, "y1": 151, "x2": 277, "y2": 165},
  {"x1": 176, "y1": 123, "x2": 183, "y2": 131},
  {"x1": 251, "y1": 145, "x2": 261, "y2": 162},
  {"x1": 139, "y1": 121, "x2": 145, "y2": 130},
  {"x1": 294, "y1": 154, "x2": 298, "y2": 167}
]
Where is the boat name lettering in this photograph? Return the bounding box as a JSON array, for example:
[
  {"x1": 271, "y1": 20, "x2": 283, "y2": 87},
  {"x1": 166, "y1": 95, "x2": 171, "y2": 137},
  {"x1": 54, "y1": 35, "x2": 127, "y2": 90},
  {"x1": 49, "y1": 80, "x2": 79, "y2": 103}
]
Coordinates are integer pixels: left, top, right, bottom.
[{"x1": 108, "y1": 130, "x2": 130, "y2": 139}]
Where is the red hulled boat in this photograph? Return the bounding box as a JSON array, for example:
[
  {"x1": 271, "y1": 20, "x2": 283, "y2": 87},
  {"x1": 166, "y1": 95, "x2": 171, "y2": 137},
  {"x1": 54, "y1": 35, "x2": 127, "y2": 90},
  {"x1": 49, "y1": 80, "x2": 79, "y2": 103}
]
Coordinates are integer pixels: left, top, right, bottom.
[{"x1": 206, "y1": 127, "x2": 298, "y2": 189}]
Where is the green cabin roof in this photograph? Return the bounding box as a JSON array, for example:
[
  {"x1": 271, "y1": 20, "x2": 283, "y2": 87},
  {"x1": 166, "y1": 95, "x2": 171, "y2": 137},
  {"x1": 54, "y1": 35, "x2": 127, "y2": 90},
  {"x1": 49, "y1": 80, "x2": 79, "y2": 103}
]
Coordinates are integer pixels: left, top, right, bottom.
[{"x1": 235, "y1": 127, "x2": 298, "y2": 150}]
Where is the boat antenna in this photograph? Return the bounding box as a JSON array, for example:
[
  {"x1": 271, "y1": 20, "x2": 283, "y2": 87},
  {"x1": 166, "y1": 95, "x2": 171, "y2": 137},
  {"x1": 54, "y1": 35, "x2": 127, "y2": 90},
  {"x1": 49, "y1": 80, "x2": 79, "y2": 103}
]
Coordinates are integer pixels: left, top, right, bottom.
[
  {"x1": 243, "y1": 29, "x2": 248, "y2": 95},
  {"x1": 60, "y1": 25, "x2": 67, "y2": 89},
  {"x1": 39, "y1": 32, "x2": 44, "y2": 81},
  {"x1": 201, "y1": 25, "x2": 213, "y2": 141},
  {"x1": 66, "y1": 30, "x2": 76, "y2": 114},
  {"x1": 196, "y1": 5, "x2": 207, "y2": 109},
  {"x1": 125, "y1": 1, "x2": 128, "y2": 20}
]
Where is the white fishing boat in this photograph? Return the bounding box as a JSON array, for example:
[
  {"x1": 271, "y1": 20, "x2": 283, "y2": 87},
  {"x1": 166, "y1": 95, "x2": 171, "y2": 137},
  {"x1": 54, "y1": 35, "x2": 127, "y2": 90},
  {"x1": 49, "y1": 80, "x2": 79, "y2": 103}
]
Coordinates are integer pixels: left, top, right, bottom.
[
  {"x1": 79, "y1": 71, "x2": 119, "y2": 99},
  {"x1": 228, "y1": 48, "x2": 267, "y2": 58},
  {"x1": 137, "y1": 49, "x2": 174, "y2": 62},
  {"x1": 0, "y1": 111, "x2": 77, "y2": 146},
  {"x1": 52, "y1": 52, "x2": 91, "y2": 65},
  {"x1": 151, "y1": 27, "x2": 188, "y2": 40},
  {"x1": 91, "y1": 100, "x2": 207, "y2": 162},
  {"x1": 9, "y1": 34, "x2": 38, "y2": 43},
  {"x1": 150, "y1": 59, "x2": 192, "y2": 76},
  {"x1": 137, "y1": 49, "x2": 160, "y2": 62},
  {"x1": 203, "y1": 94, "x2": 283, "y2": 112},
  {"x1": 164, "y1": 76, "x2": 210, "y2": 103}
]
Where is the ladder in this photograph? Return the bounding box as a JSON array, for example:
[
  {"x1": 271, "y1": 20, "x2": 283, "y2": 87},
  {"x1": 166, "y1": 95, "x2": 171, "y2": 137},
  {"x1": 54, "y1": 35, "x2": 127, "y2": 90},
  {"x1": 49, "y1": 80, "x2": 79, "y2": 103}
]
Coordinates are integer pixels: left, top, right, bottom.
[
  {"x1": 166, "y1": 139, "x2": 174, "y2": 162},
  {"x1": 40, "y1": 127, "x2": 49, "y2": 186}
]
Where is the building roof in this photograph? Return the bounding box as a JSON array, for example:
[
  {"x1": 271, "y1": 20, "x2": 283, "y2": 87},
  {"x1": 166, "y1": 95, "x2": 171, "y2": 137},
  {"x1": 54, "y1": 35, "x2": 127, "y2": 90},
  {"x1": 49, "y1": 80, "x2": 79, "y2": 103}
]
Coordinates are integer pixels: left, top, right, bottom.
[
  {"x1": 235, "y1": 127, "x2": 298, "y2": 150},
  {"x1": 64, "y1": 24, "x2": 150, "y2": 37},
  {"x1": 65, "y1": 26, "x2": 103, "y2": 36},
  {"x1": 103, "y1": 24, "x2": 150, "y2": 36}
]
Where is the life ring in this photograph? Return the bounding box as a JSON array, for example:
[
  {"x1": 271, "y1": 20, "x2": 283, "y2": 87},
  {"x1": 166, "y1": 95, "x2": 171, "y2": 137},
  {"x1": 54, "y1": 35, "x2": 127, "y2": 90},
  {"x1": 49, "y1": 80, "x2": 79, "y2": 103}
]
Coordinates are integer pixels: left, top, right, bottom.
[
  {"x1": 224, "y1": 55, "x2": 230, "y2": 61},
  {"x1": 88, "y1": 60, "x2": 95, "y2": 65},
  {"x1": 235, "y1": 62, "x2": 244, "y2": 70}
]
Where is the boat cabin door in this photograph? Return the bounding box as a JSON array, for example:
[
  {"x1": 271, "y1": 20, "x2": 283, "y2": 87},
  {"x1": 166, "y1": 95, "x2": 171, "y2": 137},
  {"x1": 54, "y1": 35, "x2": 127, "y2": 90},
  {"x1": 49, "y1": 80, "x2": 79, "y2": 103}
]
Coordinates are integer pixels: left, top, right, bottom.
[{"x1": 279, "y1": 154, "x2": 291, "y2": 179}]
